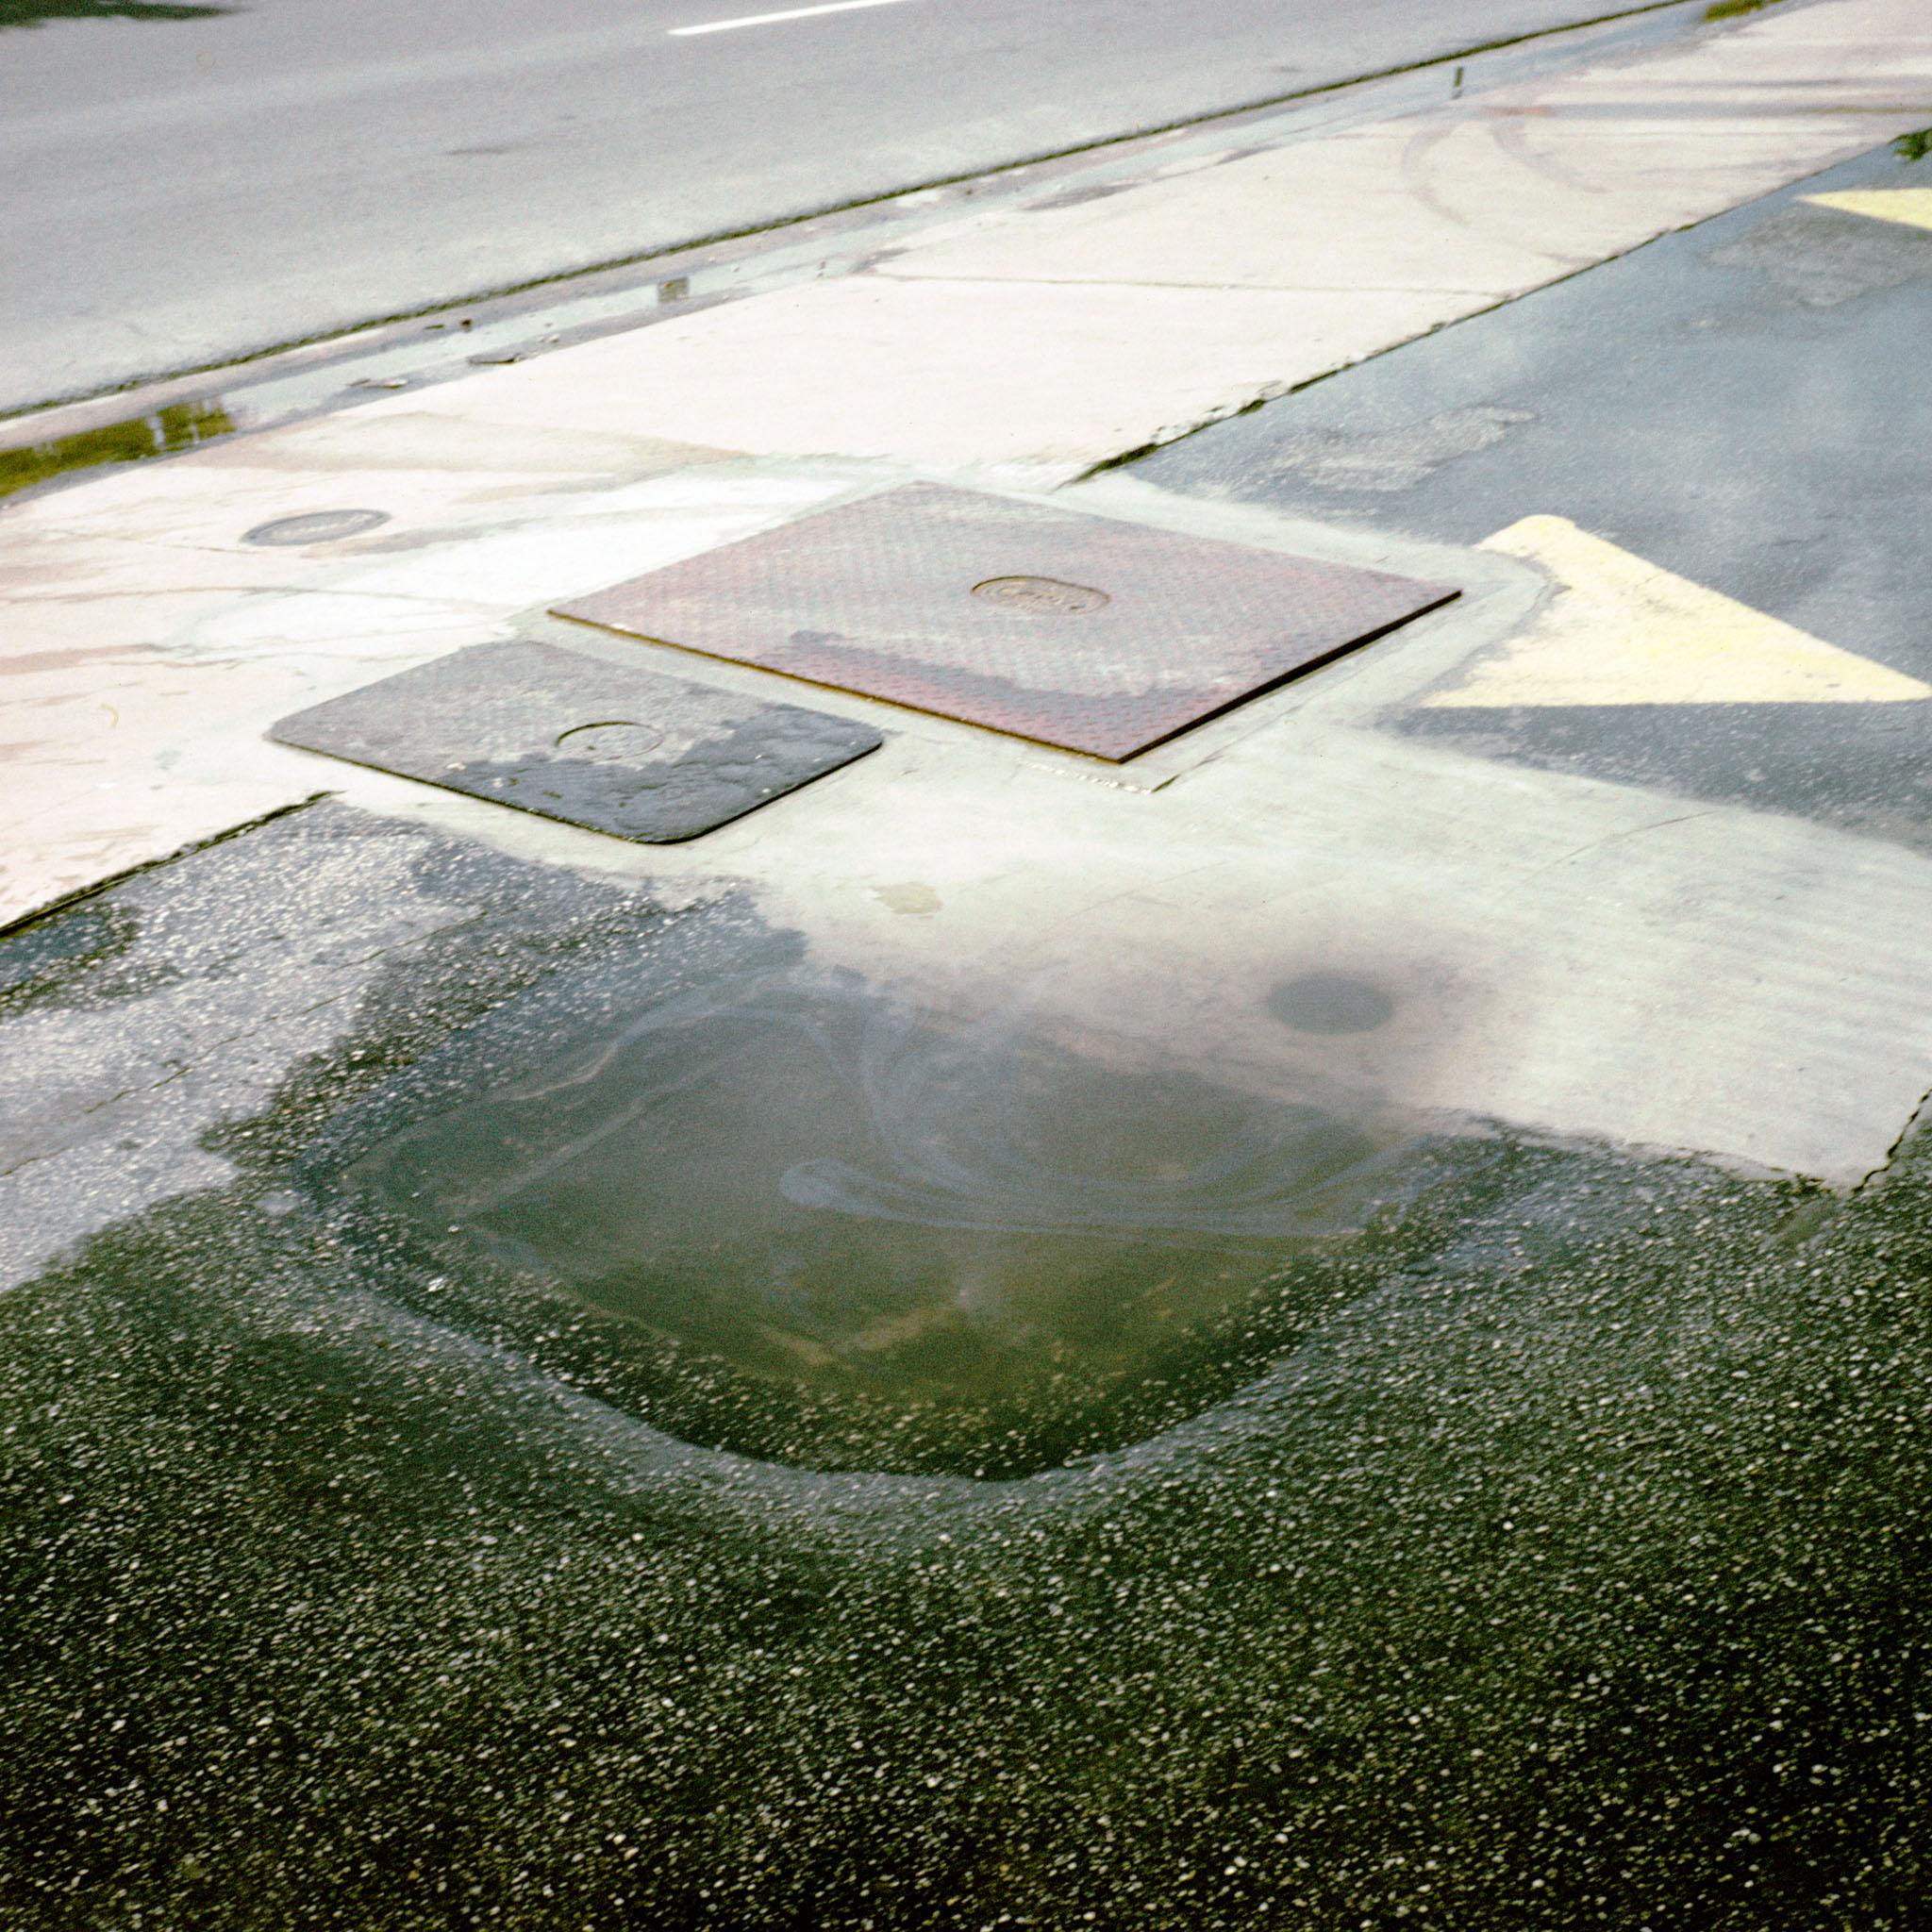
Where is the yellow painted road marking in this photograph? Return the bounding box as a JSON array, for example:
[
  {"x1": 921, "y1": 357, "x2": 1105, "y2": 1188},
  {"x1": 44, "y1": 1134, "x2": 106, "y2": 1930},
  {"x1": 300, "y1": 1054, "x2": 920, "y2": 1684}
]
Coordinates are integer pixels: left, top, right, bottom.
[
  {"x1": 1802, "y1": 188, "x2": 1932, "y2": 233},
  {"x1": 1424, "y1": 515, "x2": 1931, "y2": 708}
]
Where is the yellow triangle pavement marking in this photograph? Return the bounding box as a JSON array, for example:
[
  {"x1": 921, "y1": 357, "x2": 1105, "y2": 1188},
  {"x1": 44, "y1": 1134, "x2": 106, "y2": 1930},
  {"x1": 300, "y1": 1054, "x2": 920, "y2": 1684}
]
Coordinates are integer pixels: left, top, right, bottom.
[
  {"x1": 1423, "y1": 515, "x2": 1931, "y2": 708},
  {"x1": 1802, "y1": 188, "x2": 1932, "y2": 234}
]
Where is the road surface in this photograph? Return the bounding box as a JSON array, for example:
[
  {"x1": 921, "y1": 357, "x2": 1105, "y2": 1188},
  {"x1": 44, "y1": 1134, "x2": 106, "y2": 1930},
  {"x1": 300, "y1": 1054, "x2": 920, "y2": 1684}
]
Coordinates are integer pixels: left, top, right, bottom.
[{"x1": 4, "y1": 0, "x2": 1662, "y2": 412}]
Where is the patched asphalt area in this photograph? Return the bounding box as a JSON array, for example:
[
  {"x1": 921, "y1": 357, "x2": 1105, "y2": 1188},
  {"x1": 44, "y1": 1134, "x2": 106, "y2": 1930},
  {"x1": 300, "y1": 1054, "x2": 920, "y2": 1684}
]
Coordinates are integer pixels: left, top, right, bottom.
[
  {"x1": 1137, "y1": 135, "x2": 1932, "y2": 858},
  {"x1": 2, "y1": 804, "x2": 1930, "y2": 1928}
]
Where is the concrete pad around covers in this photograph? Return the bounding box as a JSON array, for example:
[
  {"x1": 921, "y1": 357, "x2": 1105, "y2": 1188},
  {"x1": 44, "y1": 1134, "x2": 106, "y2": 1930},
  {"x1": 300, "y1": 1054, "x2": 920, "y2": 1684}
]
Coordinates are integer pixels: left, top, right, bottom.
[
  {"x1": 258, "y1": 475, "x2": 1932, "y2": 1193},
  {"x1": 10, "y1": 445, "x2": 1932, "y2": 1203}
]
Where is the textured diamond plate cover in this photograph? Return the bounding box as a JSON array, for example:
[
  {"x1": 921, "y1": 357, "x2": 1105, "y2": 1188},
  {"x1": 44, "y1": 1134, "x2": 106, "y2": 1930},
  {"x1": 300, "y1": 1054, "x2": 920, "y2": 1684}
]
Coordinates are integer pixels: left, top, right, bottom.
[
  {"x1": 269, "y1": 639, "x2": 882, "y2": 842},
  {"x1": 554, "y1": 483, "x2": 1459, "y2": 759}
]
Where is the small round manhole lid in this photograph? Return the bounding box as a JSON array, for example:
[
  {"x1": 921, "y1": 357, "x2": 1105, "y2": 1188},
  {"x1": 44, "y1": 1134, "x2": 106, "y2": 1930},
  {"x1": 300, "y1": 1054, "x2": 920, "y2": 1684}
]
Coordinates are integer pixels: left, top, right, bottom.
[
  {"x1": 243, "y1": 508, "x2": 391, "y2": 546},
  {"x1": 972, "y1": 575, "x2": 1110, "y2": 615},
  {"x1": 554, "y1": 720, "x2": 667, "y2": 764}
]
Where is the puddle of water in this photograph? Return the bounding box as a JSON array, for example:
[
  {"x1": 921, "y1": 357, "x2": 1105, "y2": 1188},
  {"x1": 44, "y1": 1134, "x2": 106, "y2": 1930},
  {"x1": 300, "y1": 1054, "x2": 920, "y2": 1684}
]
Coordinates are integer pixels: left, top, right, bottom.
[
  {"x1": 0, "y1": 399, "x2": 235, "y2": 502},
  {"x1": 336, "y1": 963, "x2": 1441, "y2": 1475}
]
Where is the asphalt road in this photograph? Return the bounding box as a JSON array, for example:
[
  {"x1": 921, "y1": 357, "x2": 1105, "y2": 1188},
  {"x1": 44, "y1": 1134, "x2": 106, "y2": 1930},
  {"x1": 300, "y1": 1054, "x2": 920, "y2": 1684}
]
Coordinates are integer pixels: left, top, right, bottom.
[
  {"x1": 5, "y1": 0, "x2": 1656, "y2": 414},
  {"x1": 1140, "y1": 134, "x2": 1932, "y2": 858}
]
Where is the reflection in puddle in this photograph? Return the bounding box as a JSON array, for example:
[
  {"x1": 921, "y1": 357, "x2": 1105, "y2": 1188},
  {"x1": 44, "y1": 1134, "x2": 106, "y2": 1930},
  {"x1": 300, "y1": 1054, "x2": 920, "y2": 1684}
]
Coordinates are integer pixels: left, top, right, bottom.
[
  {"x1": 0, "y1": 400, "x2": 234, "y2": 502},
  {"x1": 344, "y1": 971, "x2": 1444, "y2": 1474}
]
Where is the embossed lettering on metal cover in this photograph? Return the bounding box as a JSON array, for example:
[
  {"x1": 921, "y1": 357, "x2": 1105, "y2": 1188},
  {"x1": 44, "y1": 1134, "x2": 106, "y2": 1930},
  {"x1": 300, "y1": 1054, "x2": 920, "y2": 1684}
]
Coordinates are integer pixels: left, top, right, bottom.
[{"x1": 554, "y1": 483, "x2": 1457, "y2": 759}]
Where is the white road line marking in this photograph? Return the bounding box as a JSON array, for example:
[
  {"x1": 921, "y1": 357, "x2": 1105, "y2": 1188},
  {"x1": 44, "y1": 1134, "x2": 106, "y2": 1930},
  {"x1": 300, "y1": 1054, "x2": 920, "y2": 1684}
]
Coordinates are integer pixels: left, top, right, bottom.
[{"x1": 670, "y1": 0, "x2": 914, "y2": 36}]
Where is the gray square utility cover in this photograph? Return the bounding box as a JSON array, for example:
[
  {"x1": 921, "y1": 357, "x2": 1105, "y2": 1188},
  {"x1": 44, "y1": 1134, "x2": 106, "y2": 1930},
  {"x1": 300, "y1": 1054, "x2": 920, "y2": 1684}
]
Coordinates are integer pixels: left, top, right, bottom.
[
  {"x1": 553, "y1": 482, "x2": 1458, "y2": 760},
  {"x1": 269, "y1": 639, "x2": 883, "y2": 842}
]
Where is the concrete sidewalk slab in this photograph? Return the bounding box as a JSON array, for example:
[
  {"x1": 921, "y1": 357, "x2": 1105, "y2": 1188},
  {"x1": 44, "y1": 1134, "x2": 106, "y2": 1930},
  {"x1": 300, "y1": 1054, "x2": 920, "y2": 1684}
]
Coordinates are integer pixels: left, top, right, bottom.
[
  {"x1": 417, "y1": 0, "x2": 1930, "y2": 483},
  {"x1": 874, "y1": 128, "x2": 1836, "y2": 295},
  {"x1": 423, "y1": 277, "x2": 1476, "y2": 485}
]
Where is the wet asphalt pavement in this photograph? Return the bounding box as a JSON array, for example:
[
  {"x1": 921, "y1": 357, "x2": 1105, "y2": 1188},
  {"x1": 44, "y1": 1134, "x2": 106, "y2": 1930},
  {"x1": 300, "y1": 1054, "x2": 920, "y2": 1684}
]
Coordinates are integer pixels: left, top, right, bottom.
[{"x1": 5, "y1": 139, "x2": 1932, "y2": 1932}]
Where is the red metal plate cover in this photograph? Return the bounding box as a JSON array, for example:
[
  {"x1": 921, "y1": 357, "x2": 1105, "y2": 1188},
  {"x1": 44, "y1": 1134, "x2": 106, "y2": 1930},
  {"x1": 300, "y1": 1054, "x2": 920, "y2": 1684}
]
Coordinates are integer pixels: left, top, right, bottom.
[{"x1": 555, "y1": 483, "x2": 1457, "y2": 760}]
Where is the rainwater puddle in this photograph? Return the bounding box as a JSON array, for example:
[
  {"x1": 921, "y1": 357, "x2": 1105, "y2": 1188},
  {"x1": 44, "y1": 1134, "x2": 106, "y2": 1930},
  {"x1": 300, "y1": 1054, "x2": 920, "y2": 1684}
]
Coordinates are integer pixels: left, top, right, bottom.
[
  {"x1": 0, "y1": 399, "x2": 235, "y2": 503},
  {"x1": 333, "y1": 956, "x2": 1449, "y2": 1477}
]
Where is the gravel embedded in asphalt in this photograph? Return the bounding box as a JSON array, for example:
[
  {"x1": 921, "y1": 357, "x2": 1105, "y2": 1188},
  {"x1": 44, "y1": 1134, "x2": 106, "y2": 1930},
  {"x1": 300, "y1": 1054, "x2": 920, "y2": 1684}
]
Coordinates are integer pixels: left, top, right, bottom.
[{"x1": 1, "y1": 806, "x2": 1928, "y2": 1928}]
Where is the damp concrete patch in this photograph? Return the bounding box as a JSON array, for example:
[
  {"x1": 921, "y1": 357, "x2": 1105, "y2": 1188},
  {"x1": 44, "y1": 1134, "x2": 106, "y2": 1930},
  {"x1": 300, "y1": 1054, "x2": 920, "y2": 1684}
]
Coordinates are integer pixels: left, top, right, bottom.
[
  {"x1": 270, "y1": 638, "x2": 884, "y2": 842},
  {"x1": 556, "y1": 482, "x2": 1457, "y2": 759}
]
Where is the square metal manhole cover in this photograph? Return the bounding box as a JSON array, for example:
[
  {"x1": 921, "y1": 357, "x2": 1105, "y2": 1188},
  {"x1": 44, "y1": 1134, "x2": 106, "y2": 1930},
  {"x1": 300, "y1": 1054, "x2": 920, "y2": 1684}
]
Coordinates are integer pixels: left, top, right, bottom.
[
  {"x1": 269, "y1": 639, "x2": 883, "y2": 842},
  {"x1": 554, "y1": 483, "x2": 1459, "y2": 760}
]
